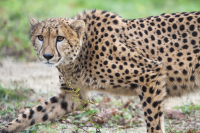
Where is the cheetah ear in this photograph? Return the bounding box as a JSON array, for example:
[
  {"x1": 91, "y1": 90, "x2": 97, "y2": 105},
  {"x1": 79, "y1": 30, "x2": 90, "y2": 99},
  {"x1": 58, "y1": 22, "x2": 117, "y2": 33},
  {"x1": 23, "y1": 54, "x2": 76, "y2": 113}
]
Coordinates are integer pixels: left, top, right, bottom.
[
  {"x1": 70, "y1": 20, "x2": 85, "y2": 39},
  {"x1": 29, "y1": 18, "x2": 39, "y2": 28}
]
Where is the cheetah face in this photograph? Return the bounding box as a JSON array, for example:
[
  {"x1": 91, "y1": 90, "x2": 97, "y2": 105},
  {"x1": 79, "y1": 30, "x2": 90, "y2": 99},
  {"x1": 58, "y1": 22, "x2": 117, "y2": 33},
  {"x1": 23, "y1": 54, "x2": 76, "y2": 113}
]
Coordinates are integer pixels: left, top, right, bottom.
[{"x1": 29, "y1": 18, "x2": 85, "y2": 67}]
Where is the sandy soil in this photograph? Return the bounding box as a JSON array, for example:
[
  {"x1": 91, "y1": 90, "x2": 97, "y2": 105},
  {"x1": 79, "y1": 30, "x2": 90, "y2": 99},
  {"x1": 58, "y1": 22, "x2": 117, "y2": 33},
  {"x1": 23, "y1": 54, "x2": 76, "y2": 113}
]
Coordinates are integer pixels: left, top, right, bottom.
[{"x1": 0, "y1": 58, "x2": 60, "y2": 94}]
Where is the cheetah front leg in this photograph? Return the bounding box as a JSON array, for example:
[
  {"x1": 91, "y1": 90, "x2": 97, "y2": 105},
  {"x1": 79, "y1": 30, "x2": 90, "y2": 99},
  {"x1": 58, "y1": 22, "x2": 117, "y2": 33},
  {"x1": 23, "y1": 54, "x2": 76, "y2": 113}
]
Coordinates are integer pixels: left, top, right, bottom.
[
  {"x1": 0, "y1": 89, "x2": 89, "y2": 133},
  {"x1": 137, "y1": 66, "x2": 166, "y2": 133}
]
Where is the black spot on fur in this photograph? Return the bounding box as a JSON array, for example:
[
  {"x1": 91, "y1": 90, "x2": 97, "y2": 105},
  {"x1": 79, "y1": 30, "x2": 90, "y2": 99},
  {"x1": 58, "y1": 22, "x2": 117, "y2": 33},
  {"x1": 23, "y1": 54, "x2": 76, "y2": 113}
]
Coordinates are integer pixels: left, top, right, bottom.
[
  {"x1": 194, "y1": 49, "x2": 200, "y2": 53},
  {"x1": 42, "y1": 114, "x2": 48, "y2": 121},
  {"x1": 139, "y1": 95, "x2": 143, "y2": 101},
  {"x1": 37, "y1": 106, "x2": 43, "y2": 112},
  {"x1": 166, "y1": 65, "x2": 172, "y2": 70},
  {"x1": 148, "y1": 116, "x2": 153, "y2": 122},
  {"x1": 71, "y1": 102, "x2": 74, "y2": 110},
  {"x1": 130, "y1": 83, "x2": 138, "y2": 90},
  {"x1": 154, "y1": 113, "x2": 158, "y2": 119},
  {"x1": 172, "y1": 24, "x2": 177, "y2": 29},
  {"x1": 29, "y1": 109, "x2": 34, "y2": 119},
  {"x1": 156, "y1": 89, "x2": 161, "y2": 95},
  {"x1": 23, "y1": 114, "x2": 27, "y2": 118},
  {"x1": 178, "y1": 18, "x2": 183, "y2": 22},
  {"x1": 192, "y1": 31, "x2": 197, "y2": 37},
  {"x1": 190, "y1": 76, "x2": 195, "y2": 82},
  {"x1": 30, "y1": 119, "x2": 35, "y2": 126},
  {"x1": 113, "y1": 20, "x2": 118, "y2": 24},
  {"x1": 50, "y1": 97, "x2": 58, "y2": 103},
  {"x1": 197, "y1": 18, "x2": 200, "y2": 23},
  {"x1": 107, "y1": 26, "x2": 113, "y2": 31},
  {"x1": 147, "y1": 108, "x2": 152, "y2": 114},
  {"x1": 147, "y1": 97, "x2": 151, "y2": 104},
  {"x1": 152, "y1": 101, "x2": 158, "y2": 108},
  {"x1": 61, "y1": 101, "x2": 68, "y2": 111},
  {"x1": 169, "y1": 18, "x2": 174, "y2": 22},
  {"x1": 142, "y1": 86, "x2": 147, "y2": 92},
  {"x1": 187, "y1": 16, "x2": 193, "y2": 21},
  {"x1": 143, "y1": 101, "x2": 147, "y2": 107},
  {"x1": 156, "y1": 124, "x2": 161, "y2": 130},
  {"x1": 149, "y1": 87, "x2": 154, "y2": 94},
  {"x1": 189, "y1": 25, "x2": 194, "y2": 31}
]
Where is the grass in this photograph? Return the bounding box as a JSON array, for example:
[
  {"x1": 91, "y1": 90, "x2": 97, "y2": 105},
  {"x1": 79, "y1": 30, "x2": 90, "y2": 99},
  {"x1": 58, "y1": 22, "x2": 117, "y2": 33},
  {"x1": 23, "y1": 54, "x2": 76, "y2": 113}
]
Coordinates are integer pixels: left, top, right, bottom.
[
  {"x1": 0, "y1": 83, "x2": 143, "y2": 132},
  {"x1": 174, "y1": 103, "x2": 200, "y2": 114},
  {"x1": 165, "y1": 103, "x2": 200, "y2": 132},
  {"x1": 0, "y1": 82, "x2": 200, "y2": 132},
  {"x1": 0, "y1": 84, "x2": 30, "y2": 101},
  {"x1": 0, "y1": 83, "x2": 36, "y2": 122},
  {"x1": 0, "y1": 0, "x2": 200, "y2": 60}
]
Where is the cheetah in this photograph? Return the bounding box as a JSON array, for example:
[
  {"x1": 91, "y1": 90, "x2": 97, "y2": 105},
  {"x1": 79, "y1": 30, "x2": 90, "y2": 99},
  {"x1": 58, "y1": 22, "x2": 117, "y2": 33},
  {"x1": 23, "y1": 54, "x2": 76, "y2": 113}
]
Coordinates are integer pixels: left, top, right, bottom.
[{"x1": 1, "y1": 9, "x2": 200, "y2": 133}]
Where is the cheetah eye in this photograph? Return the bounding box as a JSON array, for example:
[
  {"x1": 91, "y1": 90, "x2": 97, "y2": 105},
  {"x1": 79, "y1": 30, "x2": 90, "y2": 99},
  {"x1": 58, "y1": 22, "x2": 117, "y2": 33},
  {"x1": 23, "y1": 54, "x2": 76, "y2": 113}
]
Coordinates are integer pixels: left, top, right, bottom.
[
  {"x1": 57, "y1": 36, "x2": 64, "y2": 42},
  {"x1": 37, "y1": 35, "x2": 44, "y2": 41}
]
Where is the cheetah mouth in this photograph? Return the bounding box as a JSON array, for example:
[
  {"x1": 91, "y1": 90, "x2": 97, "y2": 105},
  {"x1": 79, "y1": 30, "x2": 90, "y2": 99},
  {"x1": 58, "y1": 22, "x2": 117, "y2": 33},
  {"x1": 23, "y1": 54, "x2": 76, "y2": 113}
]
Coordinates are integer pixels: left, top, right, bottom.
[
  {"x1": 44, "y1": 62, "x2": 54, "y2": 65},
  {"x1": 44, "y1": 63, "x2": 55, "y2": 67},
  {"x1": 42, "y1": 61, "x2": 56, "y2": 67}
]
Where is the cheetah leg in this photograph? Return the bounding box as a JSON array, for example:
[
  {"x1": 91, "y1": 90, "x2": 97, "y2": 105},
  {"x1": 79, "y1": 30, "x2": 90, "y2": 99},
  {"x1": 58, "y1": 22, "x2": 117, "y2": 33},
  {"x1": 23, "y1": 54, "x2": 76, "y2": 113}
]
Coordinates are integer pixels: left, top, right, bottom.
[
  {"x1": 137, "y1": 69, "x2": 166, "y2": 133},
  {"x1": 161, "y1": 112, "x2": 165, "y2": 133},
  {"x1": 0, "y1": 89, "x2": 89, "y2": 133}
]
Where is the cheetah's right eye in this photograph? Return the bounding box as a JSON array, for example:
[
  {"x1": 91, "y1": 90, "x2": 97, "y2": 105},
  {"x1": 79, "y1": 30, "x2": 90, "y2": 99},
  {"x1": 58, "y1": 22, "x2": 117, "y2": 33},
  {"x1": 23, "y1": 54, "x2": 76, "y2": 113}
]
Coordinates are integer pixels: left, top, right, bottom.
[
  {"x1": 57, "y1": 36, "x2": 64, "y2": 42},
  {"x1": 37, "y1": 35, "x2": 44, "y2": 41}
]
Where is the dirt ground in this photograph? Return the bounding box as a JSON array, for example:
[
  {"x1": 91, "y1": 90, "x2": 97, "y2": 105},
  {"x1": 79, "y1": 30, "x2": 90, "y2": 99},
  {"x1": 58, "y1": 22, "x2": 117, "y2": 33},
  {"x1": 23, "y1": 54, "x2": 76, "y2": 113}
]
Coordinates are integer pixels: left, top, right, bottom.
[{"x1": 0, "y1": 58, "x2": 200, "y2": 132}]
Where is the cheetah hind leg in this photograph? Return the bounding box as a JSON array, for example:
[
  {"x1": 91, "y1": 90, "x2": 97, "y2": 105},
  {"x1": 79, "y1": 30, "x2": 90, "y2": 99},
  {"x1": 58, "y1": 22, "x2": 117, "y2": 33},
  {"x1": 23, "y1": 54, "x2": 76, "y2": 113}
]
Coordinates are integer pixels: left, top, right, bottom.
[
  {"x1": 137, "y1": 71, "x2": 166, "y2": 133},
  {"x1": 0, "y1": 90, "x2": 88, "y2": 133}
]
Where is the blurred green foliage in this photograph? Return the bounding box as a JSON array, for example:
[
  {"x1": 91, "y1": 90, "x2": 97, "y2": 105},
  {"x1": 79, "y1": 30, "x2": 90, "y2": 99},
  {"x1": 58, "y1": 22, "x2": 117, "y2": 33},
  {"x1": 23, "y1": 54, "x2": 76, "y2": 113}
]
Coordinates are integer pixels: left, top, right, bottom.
[{"x1": 0, "y1": 0, "x2": 200, "y2": 60}]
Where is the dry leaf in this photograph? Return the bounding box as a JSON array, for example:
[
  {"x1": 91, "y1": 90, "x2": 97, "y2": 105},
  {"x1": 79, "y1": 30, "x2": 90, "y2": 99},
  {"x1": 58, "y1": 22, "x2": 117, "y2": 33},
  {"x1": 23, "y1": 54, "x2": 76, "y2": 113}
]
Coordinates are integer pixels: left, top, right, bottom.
[
  {"x1": 18, "y1": 109, "x2": 25, "y2": 114},
  {"x1": 94, "y1": 108, "x2": 119, "y2": 124},
  {"x1": 164, "y1": 107, "x2": 185, "y2": 120},
  {"x1": 130, "y1": 115, "x2": 144, "y2": 123},
  {"x1": 117, "y1": 110, "x2": 124, "y2": 116},
  {"x1": 187, "y1": 129, "x2": 200, "y2": 133},
  {"x1": 101, "y1": 96, "x2": 111, "y2": 103},
  {"x1": 97, "y1": 108, "x2": 118, "y2": 118},
  {"x1": 38, "y1": 98, "x2": 45, "y2": 103},
  {"x1": 123, "y1": 99, "x2": 132, "y2": 108},
  {"x1": 95, "y1": 117, "x2": 103, "y2": 124},
  {"x1": 50, "y1": 125, "x2": 58, "y2": 128}
]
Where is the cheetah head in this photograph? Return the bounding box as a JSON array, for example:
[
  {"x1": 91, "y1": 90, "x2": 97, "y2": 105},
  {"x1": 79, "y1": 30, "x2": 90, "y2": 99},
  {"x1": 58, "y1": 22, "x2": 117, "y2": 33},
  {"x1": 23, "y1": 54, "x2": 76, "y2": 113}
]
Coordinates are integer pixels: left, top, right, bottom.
[{"x1": 29, "y1": 18, "x2": 85, "y2": 67}]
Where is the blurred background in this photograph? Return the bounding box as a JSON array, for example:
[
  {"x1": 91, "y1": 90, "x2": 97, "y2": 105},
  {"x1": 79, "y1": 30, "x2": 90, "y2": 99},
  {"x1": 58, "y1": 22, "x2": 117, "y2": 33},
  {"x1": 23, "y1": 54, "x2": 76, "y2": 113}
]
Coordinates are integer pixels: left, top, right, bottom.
[
  {"x1": 0, "y1": 0, "x2": 200, "y2": 60},
  {"x1": 0, "y1": 0, "x2": 200, "y2": 132}
]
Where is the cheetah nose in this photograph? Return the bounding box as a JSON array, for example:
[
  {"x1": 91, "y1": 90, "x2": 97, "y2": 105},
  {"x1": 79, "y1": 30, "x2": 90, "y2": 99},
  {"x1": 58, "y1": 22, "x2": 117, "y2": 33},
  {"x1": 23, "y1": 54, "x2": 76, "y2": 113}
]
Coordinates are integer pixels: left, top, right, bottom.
[{"x1": 43, "y1": 54, "x2": 54, "y2": 60}]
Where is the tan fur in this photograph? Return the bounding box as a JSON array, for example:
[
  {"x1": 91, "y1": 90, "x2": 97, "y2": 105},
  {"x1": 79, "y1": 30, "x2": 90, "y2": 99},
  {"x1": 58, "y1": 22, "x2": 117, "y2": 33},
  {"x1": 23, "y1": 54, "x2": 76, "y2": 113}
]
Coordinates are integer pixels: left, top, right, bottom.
[{"x1": 1, "y1": 10, "x2": 200, "y2": 133}]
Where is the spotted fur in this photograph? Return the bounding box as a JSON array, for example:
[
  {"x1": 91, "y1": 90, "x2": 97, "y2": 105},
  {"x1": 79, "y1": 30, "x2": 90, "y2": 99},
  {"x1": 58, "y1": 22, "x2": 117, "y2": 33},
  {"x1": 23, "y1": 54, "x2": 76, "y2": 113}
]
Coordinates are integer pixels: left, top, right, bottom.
[{"x1": 1, "y1": 10, "x2": 200, "y2": 133}]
